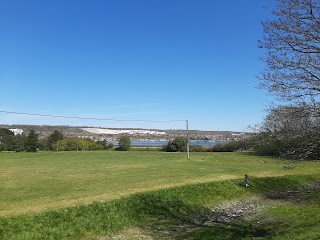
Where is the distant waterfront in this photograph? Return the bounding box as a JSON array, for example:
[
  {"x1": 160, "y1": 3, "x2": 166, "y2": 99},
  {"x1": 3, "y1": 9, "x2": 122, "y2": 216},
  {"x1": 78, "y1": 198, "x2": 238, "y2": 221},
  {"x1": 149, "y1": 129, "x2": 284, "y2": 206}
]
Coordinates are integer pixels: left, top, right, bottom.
[{"x1": 112, "y1": 140, "x2": 220, "y2": 147}]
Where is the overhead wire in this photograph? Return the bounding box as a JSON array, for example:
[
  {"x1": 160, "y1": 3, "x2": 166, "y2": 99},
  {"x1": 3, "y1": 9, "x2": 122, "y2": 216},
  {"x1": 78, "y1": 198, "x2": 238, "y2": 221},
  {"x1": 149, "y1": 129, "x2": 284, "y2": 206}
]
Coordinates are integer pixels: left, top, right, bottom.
[{"x1": 0, "y1": 110, "x2": 186, "y2": 123}]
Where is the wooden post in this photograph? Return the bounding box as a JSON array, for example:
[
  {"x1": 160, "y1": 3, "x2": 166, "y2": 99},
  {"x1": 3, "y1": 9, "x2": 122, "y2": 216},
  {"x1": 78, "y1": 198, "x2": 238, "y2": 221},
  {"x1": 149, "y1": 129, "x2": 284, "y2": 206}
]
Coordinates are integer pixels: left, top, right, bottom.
[{"x1": 186, "y1": 120, "x2": 190, "y2": 160}]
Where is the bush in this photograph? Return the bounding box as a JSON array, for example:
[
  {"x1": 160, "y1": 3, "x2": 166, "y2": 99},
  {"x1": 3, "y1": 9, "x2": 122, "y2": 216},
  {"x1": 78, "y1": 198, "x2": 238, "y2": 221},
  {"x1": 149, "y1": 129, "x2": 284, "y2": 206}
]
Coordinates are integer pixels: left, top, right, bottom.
[
  {"x1": 117, "y1": 136, "x2": 131, "y2": 151},
  {"x1": 54, "y1": 138, "x2": 103, "y2": 151},
  {"x1": 189, "y1": 145, "x2": 206, "y2": 152},
  {"x1": 251, "y1": 134, "x2": 283, "y2": 157},
  {"x1": 204, "y1": 140, "x2": 250, "y2": 152},
  {"x1": 209, "y1": 144, "x2": 233, "y2": 152},
  {"x1": 163, "y1": 138, "x2": 187, "y2": 152},
  {"x1": 97, "y1": 140, "x2": 114, "y2": 150}
]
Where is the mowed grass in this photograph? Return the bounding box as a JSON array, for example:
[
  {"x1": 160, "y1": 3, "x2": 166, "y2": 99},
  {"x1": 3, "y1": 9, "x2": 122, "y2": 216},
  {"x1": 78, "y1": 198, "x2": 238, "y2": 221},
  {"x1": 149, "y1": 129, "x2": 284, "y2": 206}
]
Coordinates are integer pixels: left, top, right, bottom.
[
  {"x1": 1, "y1": 174, "x2": 320, "y2": 239},
  {"x1": 1, "y1": 151, "x2": 320, "y2": 217}
]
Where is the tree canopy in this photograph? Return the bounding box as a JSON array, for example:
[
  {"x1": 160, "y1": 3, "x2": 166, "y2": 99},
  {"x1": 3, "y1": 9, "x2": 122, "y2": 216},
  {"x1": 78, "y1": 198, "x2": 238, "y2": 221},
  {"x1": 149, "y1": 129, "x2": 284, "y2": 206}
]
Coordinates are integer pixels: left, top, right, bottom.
[
  {"x1": 48, "y1": 130, "x2": 64, "y2": 150},
  {"x1": 163, "y1": 138, "x2": 187, "y2": 152},
  {"x1": 117, "y1": 136, "x2": 131, "y2": 151},
  {"x1": 0, "y1": 128, "x2": 15, "y2": 151},
  {"x1": 25, "y1": 129, "x2": 38, "y2": 152},
  {"x1": 259, "y1": 0, "x2": 320, "y2": 109}
]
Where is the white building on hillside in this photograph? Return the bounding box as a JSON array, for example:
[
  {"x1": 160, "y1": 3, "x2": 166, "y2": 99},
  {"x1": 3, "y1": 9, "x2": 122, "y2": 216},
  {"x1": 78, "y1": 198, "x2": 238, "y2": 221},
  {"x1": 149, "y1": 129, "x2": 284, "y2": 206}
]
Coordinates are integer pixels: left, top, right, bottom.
[{"x1": 9, "y1": 129, "x2": 23, "y2": 135}]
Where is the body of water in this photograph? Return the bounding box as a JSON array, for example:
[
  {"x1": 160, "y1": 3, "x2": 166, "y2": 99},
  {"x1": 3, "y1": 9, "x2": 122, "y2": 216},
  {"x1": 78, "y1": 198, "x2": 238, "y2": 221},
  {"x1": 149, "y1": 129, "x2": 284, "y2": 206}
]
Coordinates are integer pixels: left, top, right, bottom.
[{"x1": 112, "y1": 140, "x2": 219, "y2": 147}]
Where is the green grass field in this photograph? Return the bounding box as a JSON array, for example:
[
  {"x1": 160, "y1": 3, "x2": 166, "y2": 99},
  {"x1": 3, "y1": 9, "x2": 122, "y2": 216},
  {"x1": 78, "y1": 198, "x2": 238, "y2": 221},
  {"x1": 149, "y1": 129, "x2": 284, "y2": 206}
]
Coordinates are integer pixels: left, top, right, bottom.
[
  {"x1": 1, "y1": 151, "x2": 320, "y2": 239},
  {"x1": 1, "y1": 151, "x2": 319, "y2": 217}
]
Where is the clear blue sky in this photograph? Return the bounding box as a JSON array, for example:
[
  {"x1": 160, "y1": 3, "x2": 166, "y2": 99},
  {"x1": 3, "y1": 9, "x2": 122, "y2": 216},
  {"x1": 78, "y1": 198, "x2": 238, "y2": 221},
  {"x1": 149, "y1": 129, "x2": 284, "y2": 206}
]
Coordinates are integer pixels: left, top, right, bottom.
[{"x1": 0, "y1": 0, "x2": 275, "y2": 131}]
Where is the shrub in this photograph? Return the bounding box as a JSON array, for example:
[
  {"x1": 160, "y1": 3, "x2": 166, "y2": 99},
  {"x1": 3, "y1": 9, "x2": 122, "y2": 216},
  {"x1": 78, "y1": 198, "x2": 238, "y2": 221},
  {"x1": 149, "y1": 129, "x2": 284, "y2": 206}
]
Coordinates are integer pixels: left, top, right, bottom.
[
  {"x1": 189, "y1": 145, "x2": 205, "y2": 152},
  {"x1": 163, "y1": 138, "x2": 187, "y2": 152},
  {"x1": 117, "y1": 136, "x2": 131, "y2": 151}
]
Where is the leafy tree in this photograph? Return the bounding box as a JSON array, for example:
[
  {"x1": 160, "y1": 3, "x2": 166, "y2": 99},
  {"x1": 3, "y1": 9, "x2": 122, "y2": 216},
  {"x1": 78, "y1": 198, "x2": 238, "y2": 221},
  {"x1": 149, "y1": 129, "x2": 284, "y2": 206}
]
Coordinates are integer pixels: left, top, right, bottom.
[
  {"x1": 259, "y1": 0, "x2": 320, "y2": 111},
  {"x1": 117, "y1": 136, "x2": 131, "y2": 151},
  {"x1": 25, "y1": 129, "x2": 38, "y2": 152},
  {"x1": 13, "y1": 134, "x2": 26, "y2": 152},
  {"x1": 0, "y1": 128, "x2": 15, "y2": 151},
  {"x1": 78, "y1": 139, "x2": 100, "y2": 151},
  {"x1": 38, "y1": 138, "x2": 49, "y2": 151},
  {"x1": 54, "y1": 138, "x2": 103, "y2": 151},
  {"x1": 163, "y1": 138, "x2": 188, "y2": 152},
  {"x1": 97, "y1": 140, "x2": 114, "y2": 150},
  {"x1": 47, "y1": 130, "x2": 64, "y2": 150},
  {"x1": 58, "y1": 138, "x2": 80, "y2": 151},
  {"x1": 54, "y1": 139, "x2": 66, "y2": 151}
]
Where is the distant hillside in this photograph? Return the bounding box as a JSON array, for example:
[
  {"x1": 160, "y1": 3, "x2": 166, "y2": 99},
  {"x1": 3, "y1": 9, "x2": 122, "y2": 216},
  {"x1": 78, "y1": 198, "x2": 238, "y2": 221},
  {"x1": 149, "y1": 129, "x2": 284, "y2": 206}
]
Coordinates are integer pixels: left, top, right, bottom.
[{"x1": 0, "y1": 124, "x2": 250, "y2": 141}]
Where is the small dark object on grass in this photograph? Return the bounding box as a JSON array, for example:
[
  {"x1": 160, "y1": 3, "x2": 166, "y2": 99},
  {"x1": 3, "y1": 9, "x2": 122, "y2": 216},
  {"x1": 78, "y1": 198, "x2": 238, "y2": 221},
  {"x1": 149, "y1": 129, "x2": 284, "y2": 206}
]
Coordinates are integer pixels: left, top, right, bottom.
[{"x1": 245, "y1": 174, "x2": 250, "y2": 187}]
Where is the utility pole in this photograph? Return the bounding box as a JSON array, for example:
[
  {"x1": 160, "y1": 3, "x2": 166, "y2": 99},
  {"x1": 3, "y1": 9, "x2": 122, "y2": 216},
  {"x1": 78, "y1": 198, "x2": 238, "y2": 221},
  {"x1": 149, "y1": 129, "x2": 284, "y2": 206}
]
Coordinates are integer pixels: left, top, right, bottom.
[{"x1": 186, "y1": 120, "x2": 190, "y2": 160}]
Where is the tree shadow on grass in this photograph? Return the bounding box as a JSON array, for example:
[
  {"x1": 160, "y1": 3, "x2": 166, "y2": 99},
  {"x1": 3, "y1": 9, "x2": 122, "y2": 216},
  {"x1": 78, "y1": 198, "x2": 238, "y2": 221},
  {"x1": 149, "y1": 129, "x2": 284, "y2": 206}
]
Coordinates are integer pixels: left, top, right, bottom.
[
  {"x1": 129, "y1": 193, "x2": 271, "y2": 239},
  {"x1": 176, "y1": 222, "x2": 269, "y2": 240},
  {"x1": 123, "y1": 176, "x2": 320, "y2": 239},
  {"x1": 232, "y1": 175, "x2": 320, "y2": 207},
  {"x1": 263, "y1": 180, "x2": 320, "y2": 204}
]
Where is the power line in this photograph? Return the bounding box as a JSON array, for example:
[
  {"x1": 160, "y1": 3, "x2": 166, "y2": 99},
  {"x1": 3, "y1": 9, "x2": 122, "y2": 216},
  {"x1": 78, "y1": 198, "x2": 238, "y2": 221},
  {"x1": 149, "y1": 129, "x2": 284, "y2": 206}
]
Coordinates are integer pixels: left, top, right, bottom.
[
  {"x1": 0, "y1": 110, "x2": 186, "y2": 123},
  {"x1": 1, "y1": 109, "x2": 191, "y2": 159}
]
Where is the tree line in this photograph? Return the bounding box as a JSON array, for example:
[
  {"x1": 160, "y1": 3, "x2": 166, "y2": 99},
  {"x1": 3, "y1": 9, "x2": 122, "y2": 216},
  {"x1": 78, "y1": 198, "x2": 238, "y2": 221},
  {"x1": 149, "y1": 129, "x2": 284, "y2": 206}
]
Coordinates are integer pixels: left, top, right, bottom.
[
  {"x1": 162, "y1": 137, "x2": 250, "y2": 153},
  {"x1": 1, "y1": 127, "x2": 250, "y2": 153},
  {"x1": 0, "y1": 128, "x2": 39, "y2": 152},
  {"x1": 3, "y1": 126, "x2": 297, "y2": 156},
  {"x1": 0, "y1": 129, "x2": 114, "y2": 152}
]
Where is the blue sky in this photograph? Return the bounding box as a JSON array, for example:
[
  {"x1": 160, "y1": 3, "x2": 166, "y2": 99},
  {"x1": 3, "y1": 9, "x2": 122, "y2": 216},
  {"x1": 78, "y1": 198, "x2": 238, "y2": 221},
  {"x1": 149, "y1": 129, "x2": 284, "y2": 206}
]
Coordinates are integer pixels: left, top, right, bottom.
[{"x1": 0, "y1": 0, "x2": 274, "y2": 131}]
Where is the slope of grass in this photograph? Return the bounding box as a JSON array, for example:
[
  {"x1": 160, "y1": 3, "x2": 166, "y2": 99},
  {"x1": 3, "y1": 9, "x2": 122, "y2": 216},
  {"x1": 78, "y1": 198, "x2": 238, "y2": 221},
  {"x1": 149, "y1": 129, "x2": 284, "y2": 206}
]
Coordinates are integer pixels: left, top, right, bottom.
[
  {"x1": 1, "y1": 151, "x2": 320, "y2": 217},
  {"x1": 0, "y1": 174, "x2": 320, "y2": 239}
]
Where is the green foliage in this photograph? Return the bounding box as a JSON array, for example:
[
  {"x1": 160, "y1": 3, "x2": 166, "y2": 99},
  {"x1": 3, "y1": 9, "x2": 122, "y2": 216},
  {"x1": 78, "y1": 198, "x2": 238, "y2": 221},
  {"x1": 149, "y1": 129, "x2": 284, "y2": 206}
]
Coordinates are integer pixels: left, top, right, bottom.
[
  {"x1": 224, "y1": 140, "x2": 250, "y2": 151},
  {"x1": 54, "y1": 138, "x2": 101, "y2": 151},
  {"x1": 96, "y1": 140, "x2": 114, "y2": 150},
  {"x1": 117, "y1": 136, "x2": 131, "y2": 151},
  {"x1": 12, "y1": 134, "x2": 26, "y2": 152},
  {"x1": 37, "y1": 138, "x2": 49, "y2": 151},
  {"x1": 251, "y1": 134, "x2": 282, "y2": 157},
  {"x1": 192, "y1": 140, "x2": 251, "y2": 153},
  {"x1": 162, "y1": 137, "x2": 187, "y2": 152},
  {"x1": 189, "y1": 145, "x2": 206, "y2": 152},
  {"x1": 25, "y1": 129, "x2": 38, "y2": 152},
  {"x1": 47, "y1": 130, "x2": 64, "y2": 151},
  {"x1": 0, "y1": 128, "x2": 15, "y2": 151},
  {"x1": 163, "y1": 139, "x2": 251, "y2": 153},
  {"x1": 210, "y1": 143, "x2": 234, "y2": 152}
]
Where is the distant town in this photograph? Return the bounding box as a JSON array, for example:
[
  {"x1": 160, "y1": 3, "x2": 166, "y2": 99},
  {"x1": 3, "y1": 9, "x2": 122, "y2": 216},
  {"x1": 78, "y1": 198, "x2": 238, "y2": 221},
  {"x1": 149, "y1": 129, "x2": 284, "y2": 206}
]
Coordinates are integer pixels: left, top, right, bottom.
[{"x1": 1, "y1": 124, "x2": 250, "y2": 142}]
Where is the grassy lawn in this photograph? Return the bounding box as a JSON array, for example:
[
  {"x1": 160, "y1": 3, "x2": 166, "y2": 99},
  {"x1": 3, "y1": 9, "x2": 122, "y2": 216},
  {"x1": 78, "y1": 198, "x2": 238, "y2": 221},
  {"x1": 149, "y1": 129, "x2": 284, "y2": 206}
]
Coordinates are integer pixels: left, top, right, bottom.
[
  {"x1": 1, "y1": 151, "x2": 320, "y2": 239},
  {"x1": 0, "y1": 174, "x2": 319, "y2": 239},
  {"x1": 1, "y1": 151, "x2": 320, "y2": 217}
]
